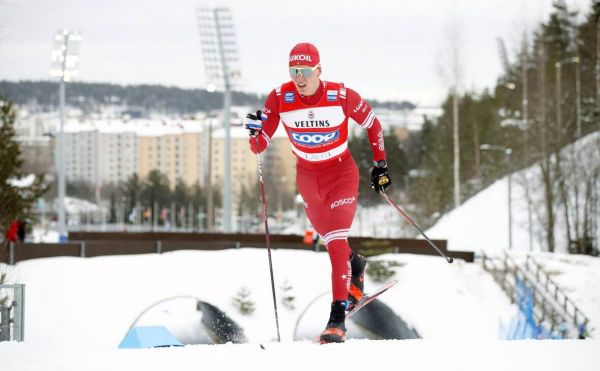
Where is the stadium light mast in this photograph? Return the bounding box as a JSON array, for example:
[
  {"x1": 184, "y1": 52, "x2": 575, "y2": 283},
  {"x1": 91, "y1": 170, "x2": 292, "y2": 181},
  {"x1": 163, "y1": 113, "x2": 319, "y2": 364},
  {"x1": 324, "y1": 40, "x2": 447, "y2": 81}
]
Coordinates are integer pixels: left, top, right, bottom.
[
  {"x1": 50, "y1": 29, "x2": 81, "y2": 241},
  {"x1": 196, "y1": 6, "x2": 242, "y2": 233}
]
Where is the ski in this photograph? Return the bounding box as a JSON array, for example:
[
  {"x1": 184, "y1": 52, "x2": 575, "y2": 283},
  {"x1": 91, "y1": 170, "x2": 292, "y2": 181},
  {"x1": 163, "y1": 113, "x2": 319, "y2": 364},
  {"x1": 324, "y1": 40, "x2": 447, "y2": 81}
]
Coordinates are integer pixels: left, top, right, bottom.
[
  {"x1": 312, "y1": 280, "x2": 398, "y2": 344},
  {"x1": 346, "y1": 279, "x2": 398, "y2": 318}
]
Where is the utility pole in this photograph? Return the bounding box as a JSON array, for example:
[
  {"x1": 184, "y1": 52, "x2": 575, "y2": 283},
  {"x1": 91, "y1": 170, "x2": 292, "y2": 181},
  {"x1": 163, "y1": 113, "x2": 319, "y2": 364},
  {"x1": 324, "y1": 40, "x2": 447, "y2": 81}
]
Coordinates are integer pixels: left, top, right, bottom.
[
  {"x1": 453, "y1": 83, "x2": 460, "y2": 208},
  {"x1": 556, "y1": 57, "x2": 581, "y2": 139},
  {"x1": 539, "y1": 43, "x2": 547, "y2": 158},
  {"x1": 522, "y1": 34, "x2": 534, "y2": 251},
  {"x1": 522, "y1": 34, "x2": 529, "y2": 149},
  {"x1": 206, "y1": 120, "x2": 214, "y2": 231},
  {"x1": 596, "y1": 1, "x2": 600, "y2": 119},
  {"x1": 480, "y1": 145, "x2": 513, "y2": 249},
  {"x1": 575, "y1": 55, "x2": 581, "y2": 138},
  {"x1": 574, "y1": 54, "x2": 581, "y2": 139},
  {"x1": 556, "y1": 62, "x2": 562, "y2": 136}
]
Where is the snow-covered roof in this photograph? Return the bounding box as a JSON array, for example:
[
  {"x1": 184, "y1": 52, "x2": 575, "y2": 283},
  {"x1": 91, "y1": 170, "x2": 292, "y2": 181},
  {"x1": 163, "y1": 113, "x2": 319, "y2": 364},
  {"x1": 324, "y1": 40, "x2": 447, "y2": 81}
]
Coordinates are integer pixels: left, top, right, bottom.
[
  {"x1": 62, "y1": 118, "x2": 206, "y2": 136},
  {"x1": 7, "y1": 174, "x2": 36, "y2": 188},
  {"x1": 212, "y1": 123, "x2": 288, "y2": 139}
]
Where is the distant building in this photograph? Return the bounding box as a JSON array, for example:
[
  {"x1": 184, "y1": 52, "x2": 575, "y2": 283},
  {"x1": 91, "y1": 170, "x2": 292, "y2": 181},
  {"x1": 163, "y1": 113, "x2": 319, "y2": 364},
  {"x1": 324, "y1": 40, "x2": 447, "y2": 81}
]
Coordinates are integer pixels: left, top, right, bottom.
[
  {"x1": 60, "y1": 119, "x2": 204, "y2": 188},
  {"x1": 14, "y1": 105, "x2": 438, "y2": 212},
  {"x1": 12, "y1": 111, "x2": 56, "y2": 174},
  {"x1": 348, "y1": 106, "x2": 442, "y2": 139},
  {"x1": 137, "y1": 121, "x2": 203, "y2": 187}
]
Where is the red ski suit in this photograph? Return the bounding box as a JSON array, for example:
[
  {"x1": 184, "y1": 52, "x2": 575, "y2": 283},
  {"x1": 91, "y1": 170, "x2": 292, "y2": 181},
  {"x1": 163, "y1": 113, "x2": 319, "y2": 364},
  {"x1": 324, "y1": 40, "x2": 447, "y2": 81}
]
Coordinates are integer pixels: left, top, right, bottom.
[{"x1": 249, "y1": 80, "x2": 386, "y2": 301}]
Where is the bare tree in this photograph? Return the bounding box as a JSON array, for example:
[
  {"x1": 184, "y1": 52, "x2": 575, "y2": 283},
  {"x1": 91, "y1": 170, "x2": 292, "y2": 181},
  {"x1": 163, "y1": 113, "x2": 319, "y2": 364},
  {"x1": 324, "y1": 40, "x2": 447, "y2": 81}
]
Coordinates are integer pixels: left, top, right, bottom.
[{"x1": 436, "y1": 3, "x2": 464, "y2": 209}]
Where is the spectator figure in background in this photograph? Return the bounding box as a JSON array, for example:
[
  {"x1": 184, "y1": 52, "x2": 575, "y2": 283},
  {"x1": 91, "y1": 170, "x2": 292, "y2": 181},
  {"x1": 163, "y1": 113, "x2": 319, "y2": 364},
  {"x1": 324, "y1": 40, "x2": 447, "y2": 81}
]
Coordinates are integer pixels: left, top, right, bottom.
[
  {"x1": 17, "y1": 220, "x2": 27, "y2": 242},
  {"x1": 5, "y1": 221, "x2": 19, "y2": 243}
]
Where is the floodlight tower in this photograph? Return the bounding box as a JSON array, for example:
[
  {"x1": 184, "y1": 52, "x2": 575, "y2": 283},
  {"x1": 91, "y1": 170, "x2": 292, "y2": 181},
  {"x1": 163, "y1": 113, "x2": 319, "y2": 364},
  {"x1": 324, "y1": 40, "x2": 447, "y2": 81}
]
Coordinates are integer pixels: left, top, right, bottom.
[
  {"x1": 196, "y1": 6, "x2": 242, "y2": 233},
  {"x1": 50, "y1": 29, "x2": 81, "y2": 240}
]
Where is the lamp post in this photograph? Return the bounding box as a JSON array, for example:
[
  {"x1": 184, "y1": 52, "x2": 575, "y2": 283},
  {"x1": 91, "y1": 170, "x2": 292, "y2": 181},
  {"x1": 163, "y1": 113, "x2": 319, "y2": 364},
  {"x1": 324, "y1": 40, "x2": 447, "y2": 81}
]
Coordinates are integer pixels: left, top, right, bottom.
[
  {"x1": 480, "y1": 144, "x2": 513, "y2": 250},
  {"x1": 197, "y1": 6, "x2": 242, "y2": 233},
  {"x1": 555, "y1": 57, "x2": 581, "y2": 138},
  {"x1": 50, "y1": 29, "x2": 81, "y2": 241},
  {"x1": 498, "y1": 82, "x2": 516, "y2": 128}
]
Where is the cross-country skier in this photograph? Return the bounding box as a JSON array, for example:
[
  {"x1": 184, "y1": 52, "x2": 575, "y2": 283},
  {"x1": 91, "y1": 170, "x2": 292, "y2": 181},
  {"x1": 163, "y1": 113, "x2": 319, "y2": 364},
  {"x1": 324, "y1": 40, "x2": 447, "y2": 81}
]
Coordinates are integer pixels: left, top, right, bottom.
[{"x1": 244, "y1": 42, "x2": 392, "y2": 343}]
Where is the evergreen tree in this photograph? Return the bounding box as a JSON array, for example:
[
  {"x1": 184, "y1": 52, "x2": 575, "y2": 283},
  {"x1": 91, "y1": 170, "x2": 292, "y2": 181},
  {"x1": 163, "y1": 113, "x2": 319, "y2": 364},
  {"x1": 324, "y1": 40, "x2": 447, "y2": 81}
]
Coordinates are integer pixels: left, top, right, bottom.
[
  {"x1": 120, "y1": 173, "x2": 143, "y2": 220},
  {"x1": 279, "y1": 279, "x2": 296, "y2": 310},
  {"x1": 108, "y1": 193, "x2": 117, "y2": 223},
  {"x1": 231, "y1": 287, "x2": 255, "y2": 315},
  {"x1": 140, "y1": 170, "x2": 171, "y2": 225},
  {"x1": 348, "y1": 131, "x2": 376, "y2": 206},
  {"x1": 383, "y1": 129, "x2": 409, "y2": 189},
  {"x1": 172, "y1": 178, "x2": 189, "y2": 226},
  {"x1": 187, "y1": 182, "x2": 204, "y2": 229},
  {"x1": 0, "y1": 97, "x2": 47, "y2": 237}
]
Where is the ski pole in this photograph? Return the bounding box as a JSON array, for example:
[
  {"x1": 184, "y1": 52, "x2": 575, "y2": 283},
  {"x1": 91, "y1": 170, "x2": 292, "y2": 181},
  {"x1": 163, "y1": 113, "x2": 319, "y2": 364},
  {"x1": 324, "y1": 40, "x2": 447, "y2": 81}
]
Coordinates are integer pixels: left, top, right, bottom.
[
  {"x1": 254, "y1": 134, "x2": 282, "y2": 342},
  {"x1": 380, "y1": 190, "x2": 454, "y2": 263}
]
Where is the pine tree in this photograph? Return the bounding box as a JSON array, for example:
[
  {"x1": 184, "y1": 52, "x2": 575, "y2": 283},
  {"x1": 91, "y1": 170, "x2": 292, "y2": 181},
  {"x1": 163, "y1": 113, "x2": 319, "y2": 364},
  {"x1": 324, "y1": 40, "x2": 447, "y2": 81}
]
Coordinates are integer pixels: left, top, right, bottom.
[
  {"x1": 348, "y1": 131, "x2": 378, "y2": 206},
  {"x1": 120, "y1": 173, "x2": 143, "y2": 220},
  {"x1": 365, "y1": 260, "x2": 405, "y2": 283},
  {"x1": 140, "y1": 170, "x2": 171, "y2": 225},
  {"x1": 280, "y1": 279, "x2": 296, "y2": 310},
  {"x1": 0, "y1": 96, "x2": 47, "y2": 239},
  {"x1": 172, "y1": 178, "x2": 189, "y2": 226},
  {"x1": 232, "y1": 287, "x2": 255, "y2": 315}
]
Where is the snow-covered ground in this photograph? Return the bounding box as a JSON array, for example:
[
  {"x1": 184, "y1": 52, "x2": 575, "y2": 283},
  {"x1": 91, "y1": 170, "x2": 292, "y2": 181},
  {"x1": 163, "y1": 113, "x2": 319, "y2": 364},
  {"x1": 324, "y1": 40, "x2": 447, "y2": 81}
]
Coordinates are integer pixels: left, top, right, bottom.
[
  {"x1": 2, "y1": 338, "x2": 599, "y2": 371},
  {"x1": 2, "y1": 123, "x2": 598, "y2": 371},
  {"x1": 1, "y1": 248, "x2": 599, "y2": 370},
  {"x1": 427, "y1": 131, "x2": 600, "y2": 253},
  {"x1": 521, "y1": 252, "x2": 600, "y2": 336}
]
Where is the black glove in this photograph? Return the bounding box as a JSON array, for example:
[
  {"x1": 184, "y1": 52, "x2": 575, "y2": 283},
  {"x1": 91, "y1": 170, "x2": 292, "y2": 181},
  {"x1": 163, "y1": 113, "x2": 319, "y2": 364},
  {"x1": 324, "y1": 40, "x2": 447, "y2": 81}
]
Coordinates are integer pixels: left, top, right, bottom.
[
  {"x1": 370, "y1": 161, "x2": 391, "y2": 193},
  {"x1": 244, "y1": 110, "x2": 263, "y2": 137}
]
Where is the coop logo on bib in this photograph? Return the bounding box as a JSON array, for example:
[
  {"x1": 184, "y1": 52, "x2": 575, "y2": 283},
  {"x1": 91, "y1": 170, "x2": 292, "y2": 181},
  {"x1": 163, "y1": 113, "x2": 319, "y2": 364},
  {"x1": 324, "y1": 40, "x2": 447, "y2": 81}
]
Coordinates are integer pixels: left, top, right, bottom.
[{"x1": 290, "y1": 130, "x2": 339, "y2": 146}]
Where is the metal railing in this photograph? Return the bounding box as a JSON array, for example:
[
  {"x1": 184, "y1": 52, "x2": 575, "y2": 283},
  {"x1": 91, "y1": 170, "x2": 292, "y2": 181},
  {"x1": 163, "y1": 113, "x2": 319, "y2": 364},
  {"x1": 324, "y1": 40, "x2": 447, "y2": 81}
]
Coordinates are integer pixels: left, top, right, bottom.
[
  {"x1": 522, "y1": 255, "x2": 589, "y2": 329},
  {"x1": 0, "y1": 284, "x2": 25, "y2": 342},
  {"x1": 481, "y1": 251, "x2": 590, "y2": 338}
]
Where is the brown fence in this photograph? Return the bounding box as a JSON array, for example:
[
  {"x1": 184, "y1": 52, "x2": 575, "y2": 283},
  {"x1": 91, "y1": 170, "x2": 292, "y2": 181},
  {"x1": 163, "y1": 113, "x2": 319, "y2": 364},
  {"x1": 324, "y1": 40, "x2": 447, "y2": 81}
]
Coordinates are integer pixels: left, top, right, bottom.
[{"x1": 1, "y1": 232, "x2": 473, "y2": 264}]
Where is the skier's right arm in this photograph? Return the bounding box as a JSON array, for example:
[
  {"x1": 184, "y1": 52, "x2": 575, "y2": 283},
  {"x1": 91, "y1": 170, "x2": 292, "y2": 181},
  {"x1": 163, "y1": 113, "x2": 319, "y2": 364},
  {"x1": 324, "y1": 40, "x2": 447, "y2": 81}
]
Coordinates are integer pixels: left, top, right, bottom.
[{"x1": 245, "y1": 89, "x2": 280, "y2": 154}]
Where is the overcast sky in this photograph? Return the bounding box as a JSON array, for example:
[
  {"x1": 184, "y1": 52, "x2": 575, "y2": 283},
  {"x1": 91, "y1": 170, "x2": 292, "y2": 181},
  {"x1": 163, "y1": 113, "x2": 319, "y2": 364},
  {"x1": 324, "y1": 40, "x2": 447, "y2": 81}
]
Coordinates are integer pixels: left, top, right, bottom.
[{"x1": 0, "y1": 0, "x2": 593, "y2": 105}]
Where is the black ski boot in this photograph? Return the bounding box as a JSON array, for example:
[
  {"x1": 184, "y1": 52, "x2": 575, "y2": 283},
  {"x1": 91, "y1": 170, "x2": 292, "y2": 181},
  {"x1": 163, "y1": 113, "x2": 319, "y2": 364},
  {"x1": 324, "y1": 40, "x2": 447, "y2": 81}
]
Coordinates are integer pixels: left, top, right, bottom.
[
  {"x1": 348, "y1": 251, "x2": 366, "y2": 310},
  {"x1": 319, "y1": 300, "x2": 347, "y2": 344}
]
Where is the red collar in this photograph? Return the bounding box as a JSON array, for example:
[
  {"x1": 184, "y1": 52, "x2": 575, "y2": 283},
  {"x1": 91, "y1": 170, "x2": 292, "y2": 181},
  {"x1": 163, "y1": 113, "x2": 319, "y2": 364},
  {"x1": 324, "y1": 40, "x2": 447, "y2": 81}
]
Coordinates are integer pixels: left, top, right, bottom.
[{"x1": 298, "y1": 81, "x2": 324, "y2": 105}]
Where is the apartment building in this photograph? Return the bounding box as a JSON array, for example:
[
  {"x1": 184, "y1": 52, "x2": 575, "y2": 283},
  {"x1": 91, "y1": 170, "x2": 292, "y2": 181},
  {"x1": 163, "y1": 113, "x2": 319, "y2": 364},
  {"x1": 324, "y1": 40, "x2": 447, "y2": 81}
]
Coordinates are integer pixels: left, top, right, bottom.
[
  {"x1": 97, "y1": 125, "x2": 138, "y2": 185},
  {"x1": 58, "y1": 115, "x2": 299, "y2": 209},
  {"x1": 210, "y1": 124, "x2": 297, "y2": 210},
  {"x1": 136, "y1": 121, "x2": 204, "y2": 187},
  {"x1": 63, "y1": 122, "x2": 100, "y2": 184},
  {"x1": 210, "y1": 126, "x2": 258, "y2": 207}
]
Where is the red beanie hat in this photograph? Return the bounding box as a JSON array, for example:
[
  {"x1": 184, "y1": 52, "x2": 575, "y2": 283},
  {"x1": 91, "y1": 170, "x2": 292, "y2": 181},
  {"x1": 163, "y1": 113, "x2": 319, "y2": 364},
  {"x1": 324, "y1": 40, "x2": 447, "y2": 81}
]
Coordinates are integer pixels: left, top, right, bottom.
[{"x1": 289, "y1": 43, "x2": 320, "y2": 67}]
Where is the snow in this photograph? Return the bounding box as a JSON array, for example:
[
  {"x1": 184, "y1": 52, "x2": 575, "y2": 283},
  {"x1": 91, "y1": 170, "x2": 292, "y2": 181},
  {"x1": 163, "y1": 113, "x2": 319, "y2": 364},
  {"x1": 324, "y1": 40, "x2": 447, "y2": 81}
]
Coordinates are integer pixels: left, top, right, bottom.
[
  {"x1": 30, "y1": 228, "x2": 60, "y2": 243},
  {"x1": 6, "y1": 174, "x2": 36, "y2": 188},
  {"x1": 426, "y1": 177, "x2": 515, "y2": 252},
  {"x1": 63, "y1": 118, "x2": 206, "y2": 136},
  {"x1": 2, "y1": 339, "x2": 599, "y2": 371},
  {"x1": 2, "y1": 130, "x2": 599, "y2": 371},
  {"x1": 63, "y1": 196, "x2": 106, "y2": 215},
  {"x1": 1, "y1": 249, "x2": 599, "y2": 370},
  {"x1": 3, "y1": 249, "x2": 510, "y2": 346},
  {"x1": 520, "y1": 253, "x2": 600, "y2": 336},
  {"x1": 426, "y1": 131, "x2": 600, "y2": 253}
]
